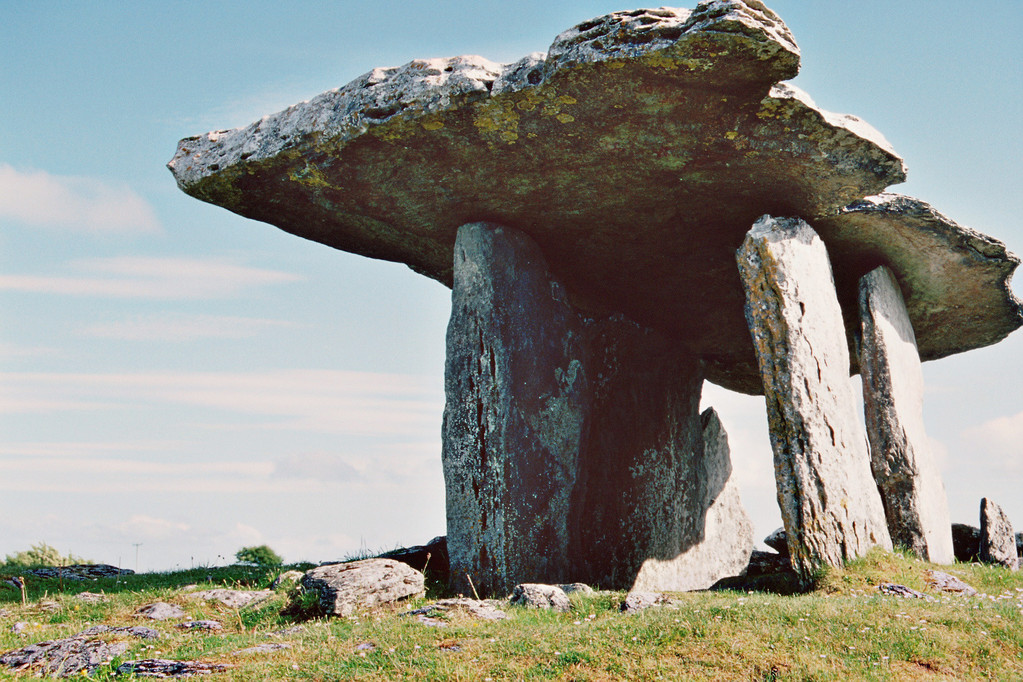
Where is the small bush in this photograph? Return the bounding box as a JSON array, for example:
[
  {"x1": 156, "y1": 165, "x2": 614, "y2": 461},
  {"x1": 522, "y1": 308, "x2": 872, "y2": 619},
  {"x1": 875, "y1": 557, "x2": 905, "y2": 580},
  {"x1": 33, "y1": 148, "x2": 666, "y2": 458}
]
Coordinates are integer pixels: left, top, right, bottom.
[
  {"x1": 3, "y1": 542, "x2": 91, "y2": 568},
  {"x1": 234, "y1": 545, "x2": 283, "y2": 569}
]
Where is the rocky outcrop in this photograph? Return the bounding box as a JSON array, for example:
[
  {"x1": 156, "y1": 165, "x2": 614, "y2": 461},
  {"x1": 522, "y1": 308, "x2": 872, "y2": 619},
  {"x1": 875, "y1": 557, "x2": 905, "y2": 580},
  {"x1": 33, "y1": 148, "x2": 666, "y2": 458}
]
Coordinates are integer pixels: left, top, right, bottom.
[
  {"x1": 186, "y1": 589, "x2": 272, "y2": 609},
  {"x1": 979, "y1": 499, "x2": 1018, "y2": 570},
  {"x1": 858, "y1": 265, "x2": 953, "y2": 563},
  {"x1": 1, "y1": 637, "x2": 130, "y2": 678},
  {"x1": 116, "y1": 659, "x2": 233, "y2": 677},
  {"x1": 299, "y1": 559, "x2": 425, "y2": 616},
  {"x1": 135, "y1": 602, "x2": 185, "y2": 621},
  {"x1": 737, "y1": 215, "x2": 892, "y2": 582},
  {"x1": 510, "y1": 584, "x2": 572, "y2": 612},
  {"x1": 22, "y1": 564, "x2": 132, "y2": 581}
]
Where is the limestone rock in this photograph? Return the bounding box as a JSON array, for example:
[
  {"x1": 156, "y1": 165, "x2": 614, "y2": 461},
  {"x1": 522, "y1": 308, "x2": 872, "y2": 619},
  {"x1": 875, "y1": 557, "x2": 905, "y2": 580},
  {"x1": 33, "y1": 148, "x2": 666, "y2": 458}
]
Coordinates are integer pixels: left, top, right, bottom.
[
  {"x1": 299, "y1": 559, "x2": 425, "y2": 617},
  {"x1": 136, "y1": 602, "x2": 185, "y2": 621},
  {"x1": 558, "y1": 583, "x2": 594, "y2": 595},
  {"x1": 744, "y1": 550, "x2": 791, "y2": 577},
  {"x1": 620, "y1": 592, "x2": 672, "y2": 613},
  {"x1": 165, "y1": 3, "x2": 1023, "y2": 396},
  {"x1": 377, "y1": 536, "x2": 448, "y2": 578},
  {"x1": 270, "y1": 570, "x2": 304, "y2": 590},
  {"x1": 77, "y1": 625, "x2": 160, "y2": 640},
  {"x1": 116, "y1": 659, "x2": 234, "y2": 677},
  {"x1": 24, "y1": 564, "x2": 132, "y2": 580},
  {"x1": 764, "y1": 528, "x2": 788, "y2": 555},
  {"x1": 858, "y1": 265, "x2": 953, "y2": 563},
  {"x1": 186, "y1": 588, "x2": 272, "y2": 609},
  {"x1": 405, "y1": 598, "x2": 508, "y2": 621},
  {"x1": 737, "y1": 215, "x2": 892, "y2": 582},
  {"x1": 177, "y1": 620, "x2": 223, "y2": 631},
  {"x1": 979, "y1": 498, "x2": 1018, "y2": 570},
  {"x1": 878, "y1": 583, "x2": 932, "y2": 601},
  {"x1": 0, "y1": 636, "x2": 130, "y2": 678},
  {"x1": 925, "y1": 570, "x2": 977, "y2": 597},
  {"x1": 951, "y1": 523, "x2": 981, "y2": 562},
  {"x1": 510, "y1": 584, "x2": 572, "y2": 612},
  {"x1": 630, "y1": 408, "x2": 754, "y2": 591}
]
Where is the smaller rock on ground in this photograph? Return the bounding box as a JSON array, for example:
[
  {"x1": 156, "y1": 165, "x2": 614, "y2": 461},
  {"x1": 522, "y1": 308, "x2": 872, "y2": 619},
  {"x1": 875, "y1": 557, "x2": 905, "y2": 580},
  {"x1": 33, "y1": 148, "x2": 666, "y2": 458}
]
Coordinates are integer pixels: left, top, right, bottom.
[
  {"x1": 187, "y1": 589, "x2": 272, "y2": 608},
  {"x1": 0, "y1": 636, "x2": 130, "y2": 678},
  {"x1": 136, "y1": 602, "x2": 186, "y2": 621},
  {"x1": 177, "y1": 620, "x2": 223, "y2": 631},
  {"x1": 878, "y1": 583, "x2": 934, "y2": 601},
  {"x1": 300, "y1": 558, "x2": 425, "y2": 617},
  {"x1": 116, "y1": 659, "x2": 233, "y2": 677},
  {"x1": 510, "y1": 584, "x2": 571, "y2": 612},
  {"x1": 233, "y1": 643, "x2": 291, "y2": 655},
  {"x1": 621, "y1": 592, "x2": 674, "y2": 613},
  {"x1": 558, "y1": 583, "x2": 594, "y2": 595},
  {"x1": 405, "y1": 598, "x2": 507, "y2": 621},
  {"x1": 925, "y1": 570, "x2": 978, "y2": 597},
  {"x1": 78, "y1": 625, "x2": 160, "y2": 640}
]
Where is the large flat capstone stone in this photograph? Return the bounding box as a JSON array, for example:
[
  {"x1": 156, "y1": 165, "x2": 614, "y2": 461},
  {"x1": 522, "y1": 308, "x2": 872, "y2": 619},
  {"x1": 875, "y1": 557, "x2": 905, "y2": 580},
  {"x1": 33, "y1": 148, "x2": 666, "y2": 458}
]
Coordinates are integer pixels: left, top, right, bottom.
[{"x1": 168, "y1": 1, "x2": 1020, "y2": 394}]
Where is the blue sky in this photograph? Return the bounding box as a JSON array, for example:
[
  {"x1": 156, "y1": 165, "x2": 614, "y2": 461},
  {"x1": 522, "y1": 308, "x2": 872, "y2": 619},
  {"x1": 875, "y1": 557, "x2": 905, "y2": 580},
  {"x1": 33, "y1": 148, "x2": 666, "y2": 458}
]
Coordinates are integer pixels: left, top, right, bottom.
[{"x1": 2, "y1": 1, "x2": 1020, "y2": 571}]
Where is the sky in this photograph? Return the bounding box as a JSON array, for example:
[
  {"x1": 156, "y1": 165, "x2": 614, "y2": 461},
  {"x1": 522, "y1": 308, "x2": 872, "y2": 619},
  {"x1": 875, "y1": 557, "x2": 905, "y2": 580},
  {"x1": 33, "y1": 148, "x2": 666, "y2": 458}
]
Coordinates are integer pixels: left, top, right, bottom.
[{"x1": 1, "y1": 1, "x2": 1020, "y2": 573}]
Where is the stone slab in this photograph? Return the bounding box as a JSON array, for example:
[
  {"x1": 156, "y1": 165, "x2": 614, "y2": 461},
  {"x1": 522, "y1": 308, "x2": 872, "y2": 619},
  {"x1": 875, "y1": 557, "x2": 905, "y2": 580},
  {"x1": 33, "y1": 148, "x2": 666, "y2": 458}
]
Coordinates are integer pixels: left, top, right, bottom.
[
  {"x1": 858, "y1": 265, "x2": 954, "y2": 563},
  {"x1": 737, "y1": 214, "x2": 892, "y2": 582},
  {"x1": 980, "y1": 498, "x2": 1018, "y2": 570}
]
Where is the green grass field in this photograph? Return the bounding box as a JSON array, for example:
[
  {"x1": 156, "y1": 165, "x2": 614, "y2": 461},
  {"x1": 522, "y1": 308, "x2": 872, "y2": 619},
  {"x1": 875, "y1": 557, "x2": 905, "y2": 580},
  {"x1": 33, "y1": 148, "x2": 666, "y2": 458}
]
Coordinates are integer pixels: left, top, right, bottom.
[{"x1": 1, "y1": 549, "x2": 1021, "y2": 680}]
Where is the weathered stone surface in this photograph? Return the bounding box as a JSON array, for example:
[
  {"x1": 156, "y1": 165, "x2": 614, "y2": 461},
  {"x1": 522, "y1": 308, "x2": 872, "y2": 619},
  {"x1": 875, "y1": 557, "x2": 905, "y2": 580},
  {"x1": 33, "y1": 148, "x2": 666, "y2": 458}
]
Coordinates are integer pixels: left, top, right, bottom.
[
  {"x1": 952, "y1": 523, "x2": 981, "y2": 562},
  {"x1": 300, "y1": 559, "x2": 425, "y2": 617},
  {"x1": 23, "y1": 564, "x2": 132, "y2": 581},
  {"x1": 979, "y1": 498, "x2": 1018, "y2": 570},
  {"x1": 270, "y1": 570, "x2": 304, "y2": 589},
  {"x1": 445, "y1": 222, "x2": 752, "y2": 594},
  {"x1": 377, "y1": 536, "x2": 448, "y2": 578},
  {"x1": 858, "y1": 265, "x2": 954, "y2": 563},
  {"x1": 0, "y1": 636, "x2": 130, "y2": 677},
  {"x1": 510, "y1": 584, "x2": 572, "y2": 612},
  {"x1": 186, "y1": 589, "x2": 272, "y2": 609},
  {"x1": 405, "y1": 598, "x2": 508, "y2": 621},
  {"x1": 764, "y1": 528, "x2": 788, "y2": 555},
  {"x1": 630, "y1": 408, "x2": 754, "y2": 591},
  {"x1": 737, "y1": 215, "x2": 892, "y2": 582},
  {"x1": 116, "y1": 659, "x2": 233, "y2": 677},
  {"x1": 77, "y1": 625, "x2": 160, "y2": 640},
  {"x1": 744, "y1": 549, "x2": 791, "y2": 577},
  {"x1": 878, "y1": 583, "x2": 932, "y2": 601},
  {"x1": 620, "y1": 592, "x2": 672, "y2": 613},
  {"x1": 558, "y1": 583, "x2": 594, "y2": 595},
  {"x1": 177, "y1": 620, "x2": 223, "y2": 631},
  {"x1": 136, "y1": 602, "x2": 185, "y2": 621},
  {"x1": 233, "y1": 643, "x2": 292, "y2": 655},
  {"x1": 925, "y1": 570, "x2": 977, "y2": 597},
  {"x1": 162, "y1": 3, "x2": 1023, "y2": 396}
]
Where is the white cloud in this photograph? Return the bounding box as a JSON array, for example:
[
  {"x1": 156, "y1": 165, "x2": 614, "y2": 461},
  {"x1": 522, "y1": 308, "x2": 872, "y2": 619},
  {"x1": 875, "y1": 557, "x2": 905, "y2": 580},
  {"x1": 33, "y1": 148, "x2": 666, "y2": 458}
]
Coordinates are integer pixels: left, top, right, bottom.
[
  {"x1": 0, "y1": 163, "x2": 160, "y2": 233},
  {"x1": 0, "y1": 256, "x2": 301, "y2": 299},
  {"x1": 83, "y1": 313, "x2": 294, "y2": 341},
  {"x1": 961, "y1": 411, "x2": 1023, "y2": 472}
]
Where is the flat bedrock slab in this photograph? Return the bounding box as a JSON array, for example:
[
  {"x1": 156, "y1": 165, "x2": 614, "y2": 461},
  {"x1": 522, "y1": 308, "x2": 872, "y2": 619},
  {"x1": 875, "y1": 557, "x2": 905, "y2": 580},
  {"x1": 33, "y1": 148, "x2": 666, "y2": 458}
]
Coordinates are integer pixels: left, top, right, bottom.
[
  {"x1": 163, "y1": 3, "x2": 1023, "y2": 395},
  {"x1": 300, "y1": 559, "x2": 425, "y2": 616},
  {"x1": 737, "y1": 215, "x2": 892, "y2": 582},
  {"x1": 979, "y1": 498, "x2": 1018, "y2": 570},
  {"x1": 858, "y1": 265, "x2": 953, "y2": 563},
  {"x1": 444, "y1": 222, "x2": 753, "y2": 595}
]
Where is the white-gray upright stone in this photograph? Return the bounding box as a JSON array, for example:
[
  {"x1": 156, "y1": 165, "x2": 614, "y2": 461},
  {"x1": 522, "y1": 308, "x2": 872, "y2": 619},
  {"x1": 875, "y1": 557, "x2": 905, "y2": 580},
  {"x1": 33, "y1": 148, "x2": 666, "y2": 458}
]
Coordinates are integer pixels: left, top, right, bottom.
[
  {"x1": 737, "y1": 215, "x2": 892, "y2": 583},
  {"x1": 858, "y1": 265, "x2": 954, "y2": 563},
  {"x1": 979, "y1": 498, "x2": 1018, "y2": 570}
]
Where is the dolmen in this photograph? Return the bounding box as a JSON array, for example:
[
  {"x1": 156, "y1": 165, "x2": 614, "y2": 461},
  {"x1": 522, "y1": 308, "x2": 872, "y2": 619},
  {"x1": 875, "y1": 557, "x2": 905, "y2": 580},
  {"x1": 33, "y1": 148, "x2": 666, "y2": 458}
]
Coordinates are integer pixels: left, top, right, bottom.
[{"x1": 170, "y1": 0, "x2": 1023, "y2": 592}]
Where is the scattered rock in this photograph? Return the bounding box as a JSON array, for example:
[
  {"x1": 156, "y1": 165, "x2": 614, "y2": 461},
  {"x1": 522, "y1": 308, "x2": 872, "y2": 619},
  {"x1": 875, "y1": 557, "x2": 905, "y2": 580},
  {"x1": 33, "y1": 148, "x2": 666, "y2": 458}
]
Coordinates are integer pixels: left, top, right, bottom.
[
  {"x1": 764, "y1": 528, "x2": 789, "y2": 555},
  {"x1": 10, "y1": 622, "x2": 28, "y2": 634},
  {"x1": 24, "y1": 564, "x2": 132, "y2": 581},
  {"x1": 858, "y1": 265, "x2": 954, "y2": 563},
  {"x1": 925, "y1": 570, "x2": 978, "y2": 597},
  {"x1": 78, "y1": 625, "x2": 160, "y2": 640},
  {"x1": 377, "y1": 536, "x2": 449, "y2": 579},
  {"x1": 620, "y1": 592, "x2": 672, "y2": 613},
  {"x1": 737, "y1": 215, "x2": 892, "y2": 583},
  {"x1": 878, "y1": 583, "x2": 934, "y2": 601},
  {"x1": 299, "y1": 558, "x2": 425, "y2": 617},
  {"x1": 177, "y1": 620, "x2": 223, "y2": 631},
  {"x1": 116, "y1": 659, "x2": 233, "y2": 677},
  {"x1": 136, "y1": 602, "x2": 186, "y2": 621},
  {"x1": 510, "y1": 584, "x2": 571, "y2": 612},
  {"x1": 354, "y1": 642, "x2": 376, "y2": 652},
  {"x1": 951, "y1": 523, "x2": 981, "y2": 562},
  {"x1": 74, "y1": 591, "x2": 108, "y2": 603},
  {"x1": 0, "y1": 636, "x2": 130, "y2": 678},
  {"x1": 233, "y1": 643, "x2": 291, "y2": 655},
  {"x1": 979, "y1": 498, "x2": 1018, "y2": 570},
  {"x1": 37, "y1": 599, "x2": 61, "y2": 613},
  {"x1": 558, "y1": 583, "x2": 594, "y2": 595},
  {"x1": 405, "y1": 598, "x2": 508, "y2": 621},
  {"x1": 186, "y1": 589, "x2": 272, "y2": 608}
]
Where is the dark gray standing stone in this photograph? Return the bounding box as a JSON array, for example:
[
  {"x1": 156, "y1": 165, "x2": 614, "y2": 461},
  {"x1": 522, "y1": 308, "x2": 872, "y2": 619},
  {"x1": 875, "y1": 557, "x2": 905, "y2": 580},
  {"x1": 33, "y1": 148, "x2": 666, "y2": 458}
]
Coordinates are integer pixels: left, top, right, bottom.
[
  {"x1": 951, "y1": 523, "x2": 981, "y2": 562},
  {"x1": 444, "y1": 222, "x2": 750, "y2": 595},
  {"x1": 979, "y1": 498, "x2": 1018, "y2": 570},
  {"x1": 299, "y1": 558, "x2": 425, "y2": 616},
  {"x1": 858, "y1": 265, "x2": 954, "y2": 563},
  {"x1": 737, "y1": 215, "x2": 892, "y2": 583}
]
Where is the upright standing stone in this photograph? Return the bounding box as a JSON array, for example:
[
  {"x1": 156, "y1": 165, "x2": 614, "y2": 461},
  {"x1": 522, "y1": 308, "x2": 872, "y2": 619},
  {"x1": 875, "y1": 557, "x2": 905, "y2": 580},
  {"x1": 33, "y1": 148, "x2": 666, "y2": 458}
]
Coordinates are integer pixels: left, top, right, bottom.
[
  {"x1": 979, "y1": 498, "x2": 1018, "y2": 570},
  {"x1": 737, "y1": 215, "x2": 892, "y2": 583},
  {"x1": 858, "y1": 265, "x2": 954, "y2": 563},
  {"x1": 443, "y1": 222, "x2": 589, "y2": 596},
  {"x1": 443, "y1": 222, "x2": 749, "y2": 595}
]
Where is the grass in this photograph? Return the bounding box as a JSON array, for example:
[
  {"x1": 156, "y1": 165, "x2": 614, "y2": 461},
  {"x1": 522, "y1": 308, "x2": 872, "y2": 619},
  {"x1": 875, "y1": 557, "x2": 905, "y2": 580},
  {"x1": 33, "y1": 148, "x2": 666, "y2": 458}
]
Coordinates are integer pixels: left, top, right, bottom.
[{"x1": 1, "y1": 549, "x2": 1022, "y2": 680}]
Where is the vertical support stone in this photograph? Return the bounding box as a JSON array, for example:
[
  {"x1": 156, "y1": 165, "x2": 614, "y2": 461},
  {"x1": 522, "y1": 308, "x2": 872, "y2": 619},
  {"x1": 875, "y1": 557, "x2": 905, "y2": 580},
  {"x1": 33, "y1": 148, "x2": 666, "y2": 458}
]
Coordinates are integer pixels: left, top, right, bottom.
[
  {"x1": 858, "y1": 265, "x2": 954, "y2": 563},
  {"x1": 737, "y1": 215, "x2": 891, "y2": 583},
  {"x1": 980, "y1": 498, "x2": 1018, "y2": 570},
  {"x1": 443, "y1": 222, "x2": 588, "y2": 596},
  {"x1": 443, "y1": 222, "x2": 752, "y2": 595}
]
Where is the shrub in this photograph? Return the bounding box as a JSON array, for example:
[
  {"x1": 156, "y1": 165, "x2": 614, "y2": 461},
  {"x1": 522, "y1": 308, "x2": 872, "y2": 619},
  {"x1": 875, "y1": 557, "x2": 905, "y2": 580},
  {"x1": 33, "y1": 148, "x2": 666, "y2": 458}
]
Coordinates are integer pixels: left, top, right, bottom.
[
  {"x1": 3, "y1": 542, "x2": 91, "y2": 568},
  {"x1": 234, "y1": 545, "x2": 283, "y2": 568}
]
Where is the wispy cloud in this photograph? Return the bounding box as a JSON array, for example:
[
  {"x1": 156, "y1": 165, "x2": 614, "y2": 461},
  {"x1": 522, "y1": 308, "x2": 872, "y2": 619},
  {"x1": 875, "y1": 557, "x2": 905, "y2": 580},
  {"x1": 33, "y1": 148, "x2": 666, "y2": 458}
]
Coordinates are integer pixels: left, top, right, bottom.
[
  {"x1": 274, "y1": 451, "x2": 364, "y2": 482},
  {"x1": 82, "y1": 313, "x2": 294, "y2": 341},
  {"x1": 0, "y1": 256, "x2": 301, "y2": 299},
  {"x1": 961, "y1": 411, "x2": 1023, "y2": 472},
  {"x1": 0, "y1": 163, "x2": 160, "y2": 233},
  {"x1": 0, "y1": 369, "x2": 443, "y2": 436}
]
